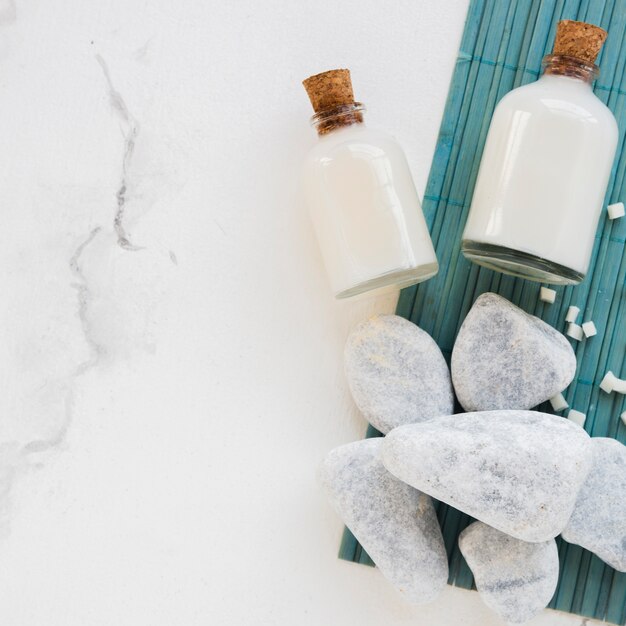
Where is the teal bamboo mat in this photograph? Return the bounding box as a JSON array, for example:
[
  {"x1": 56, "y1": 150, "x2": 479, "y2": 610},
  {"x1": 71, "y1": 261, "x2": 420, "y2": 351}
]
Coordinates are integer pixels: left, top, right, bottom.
[{"x1": 339, "y1": 0, "x2": 626, "y2": 623}]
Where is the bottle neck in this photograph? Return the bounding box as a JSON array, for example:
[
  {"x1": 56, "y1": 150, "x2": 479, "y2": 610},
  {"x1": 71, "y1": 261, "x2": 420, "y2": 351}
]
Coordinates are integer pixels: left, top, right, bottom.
[
  {"x1": 311, "y1": 103, "x2": 365, "y2": 136},
  {"x1": 541, "y1": 54, "x2": 598, "y2": 84}
]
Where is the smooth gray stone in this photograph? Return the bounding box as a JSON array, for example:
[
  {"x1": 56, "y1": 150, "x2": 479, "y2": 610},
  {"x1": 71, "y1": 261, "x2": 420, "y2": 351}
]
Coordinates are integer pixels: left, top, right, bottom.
[
  {"x1": 451, "y1": 293, "x2": 576, "y2": 412},
  {"x1": 381, "y1": 410, "x2": 591, "y2": 542},
  {"x1": 561, "y1": 437, "x2": 626, "y2": 571},
  {"x1": 344, "y1": 315, "x2": 454, "y2": 434},
  {"x1": 459, "y1": 522, "x2": 559, "y2": 624},
  {"x1": 318, "y1": 438, "x2": 448, "y2": 604}
]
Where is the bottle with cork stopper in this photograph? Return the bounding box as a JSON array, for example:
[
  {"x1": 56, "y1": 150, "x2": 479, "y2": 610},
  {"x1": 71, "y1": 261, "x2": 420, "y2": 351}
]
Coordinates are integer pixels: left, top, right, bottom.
[
  {"x1": 301, "y1": 69, "x2": 438, "y2": 298},
  {"x1": 461, "y1": 20, "x2": 618, "y2": 285}
]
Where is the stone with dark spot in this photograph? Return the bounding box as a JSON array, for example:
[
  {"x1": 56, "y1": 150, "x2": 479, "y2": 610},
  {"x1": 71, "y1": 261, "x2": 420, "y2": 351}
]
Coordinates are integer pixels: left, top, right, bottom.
[{"x1": 459, "y1": 521, "x2": 559, "y2": 623}]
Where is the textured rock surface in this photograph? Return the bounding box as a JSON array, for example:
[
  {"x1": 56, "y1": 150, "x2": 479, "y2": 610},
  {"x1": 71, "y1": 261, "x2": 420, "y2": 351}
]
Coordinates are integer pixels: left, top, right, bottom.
[
  {"x1": 459, "y1": 522, "x2": 559, "y2": 623},
  {"x1": 381, "y1": 411, "x2": 592, "y2": 542},
  {"x1": 562, "y1": 437, "x2": 626, "y2": 571},
  {"x1": 318, "y1": 438, "x2": 448, "y2": 603},
  {"x1": 344, "y1": 315, "x2": 454, "y2": 434},
  {"x1": 451, "y1": 293, "x2": 576, "y2": 412}
]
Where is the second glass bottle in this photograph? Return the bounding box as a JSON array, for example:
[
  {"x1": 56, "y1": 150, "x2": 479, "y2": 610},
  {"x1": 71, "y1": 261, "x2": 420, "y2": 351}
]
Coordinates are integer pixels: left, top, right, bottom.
[{"x1": 462, "y1": 20, "x2": 618, "y2": 285}]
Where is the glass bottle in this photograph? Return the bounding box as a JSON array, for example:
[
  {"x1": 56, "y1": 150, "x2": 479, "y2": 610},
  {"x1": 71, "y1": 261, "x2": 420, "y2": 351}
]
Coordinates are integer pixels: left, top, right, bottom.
[
  {"x1": 461, "y1": 20, "x2": 618, "y2": 285},
  {"x1": 302, "y1": 69, "x2": 438, "y2": 299}
]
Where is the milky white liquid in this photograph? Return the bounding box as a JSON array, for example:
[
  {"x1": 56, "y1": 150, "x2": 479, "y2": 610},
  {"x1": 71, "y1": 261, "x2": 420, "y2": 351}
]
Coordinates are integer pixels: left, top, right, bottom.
[
  {"x1": 463, "y1": 73, "x2": 618, "y2": 282},
  {"x1": 303, "y1": 124, "x2": 437, "y2": 298}
]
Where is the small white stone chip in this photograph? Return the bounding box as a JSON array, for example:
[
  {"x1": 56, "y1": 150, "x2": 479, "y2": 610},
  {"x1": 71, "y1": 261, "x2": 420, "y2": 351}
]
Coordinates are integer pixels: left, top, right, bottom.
[
  {"x1": 600, "y1": 372, "x2": 626, "y2": 394},
  {"x1": 621, "y1": 411, "x2": 626, "y2": 427},
  {"x1": 582, "y1": 321, "x2": 597, "y2": 338},
  {"x1": 600, "y1": 371, "x2": 617, "y2": 394},
  {"x1": 539, "y1": 287, "x2": 557, "y2": 304},
  {"x1": 565, "y1": 306, "x2": 580, "y2": 323},
  {"x1": 568, "y1": 410, "x2": 586, "y2": 428},
  {"x1": 608, "y1": 202, "x2": 625, "y2": 220},
  {"x1": 566, "y1": 323, "x2": 584, "y2": 341},
  {"x1": 549, "y1": 393, "x2": 569, "y2": 412}
]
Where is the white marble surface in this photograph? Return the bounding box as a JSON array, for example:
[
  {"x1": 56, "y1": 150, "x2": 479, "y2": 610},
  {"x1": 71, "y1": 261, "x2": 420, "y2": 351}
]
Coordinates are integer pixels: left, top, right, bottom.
[{"x1": 0, "y1": 1, "x2": 603, "y2": 624}]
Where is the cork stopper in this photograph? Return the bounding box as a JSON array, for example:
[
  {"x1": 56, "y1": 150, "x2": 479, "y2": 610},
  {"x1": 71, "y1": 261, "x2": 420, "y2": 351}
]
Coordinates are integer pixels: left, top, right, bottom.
[
  {"x1": 302, "y1": 69, "x2": 355, "y2": 113},
  {"x1": 553, "y1": 20, "x2": 607, "y2": 64}
]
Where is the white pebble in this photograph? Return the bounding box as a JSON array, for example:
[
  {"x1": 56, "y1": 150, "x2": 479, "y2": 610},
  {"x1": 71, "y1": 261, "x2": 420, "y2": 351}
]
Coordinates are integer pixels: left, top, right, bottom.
[
  {"x1": 319, "y1": 439, "x2": 449, "y2": 603},
  {"x1": 549, "y1": 393, "x2": 569, "y2": 412},
  {"x1": 568, "y1": 410, "x2": 586, "y2": 428},
  {"x1": 600, "y1": 371, "x2": 626, "y2": 394},
  {"x1": 382, "y1": 411, "x2": 593, "y2": 542},
  {"x1": 539, "y1": 287, "x2": 556, "y2": 304},
  {"x1": 451, "y1": 293, "x2": 576, "y2": 412},
  {"x1": 608, "y1": 202, "x2": 625, "y2": 220},
  {"x1": 621, "y1": 412, "x2": 626, "y2": 427},
  {"x1": 566, "y1": 323, "x2": 584, "y2": 341},
  {"x1": 565, "y1": 306, "x2": 580, "y2": 323},
  {"x1": 561, "y1": 438, "x2": 626, "y2": 571},
  {"x1": 582, "y1": 321, "x2": 597, "y2": 338},
  {"x1": 344, "y1": 315, "x2": 454, "y2": 434},
  {"x1": 459, "y1": 522, "x2": 559, "y2": 624}
]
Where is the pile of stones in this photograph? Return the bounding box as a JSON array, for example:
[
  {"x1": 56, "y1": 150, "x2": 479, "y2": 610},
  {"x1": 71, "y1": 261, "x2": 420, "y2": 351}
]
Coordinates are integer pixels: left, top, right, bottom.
[{"x1": 320, "y1": 293, "x2": 626, "y2": 623}]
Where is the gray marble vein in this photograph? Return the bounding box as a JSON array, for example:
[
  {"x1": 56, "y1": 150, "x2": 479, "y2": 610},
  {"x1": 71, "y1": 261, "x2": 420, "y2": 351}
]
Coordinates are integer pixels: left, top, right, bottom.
[
  {"x1": 69, "y1": 227, "x2": 105, "y2": 370},
  {"x1": 96, "y1": 54, "x2": 142, "y2": 251},
  {"x1": 24, "y1": 227, "x2": 104, "y2": 454}
]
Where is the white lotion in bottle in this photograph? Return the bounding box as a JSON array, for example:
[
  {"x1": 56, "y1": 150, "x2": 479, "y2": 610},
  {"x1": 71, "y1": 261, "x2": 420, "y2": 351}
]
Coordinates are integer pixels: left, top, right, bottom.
[
  {"x1": 462, "y1": 20, "x2": 618, "y2": 285},
  {"x1": 302, "y1": 69, "x2": 438, "y2": 299}
]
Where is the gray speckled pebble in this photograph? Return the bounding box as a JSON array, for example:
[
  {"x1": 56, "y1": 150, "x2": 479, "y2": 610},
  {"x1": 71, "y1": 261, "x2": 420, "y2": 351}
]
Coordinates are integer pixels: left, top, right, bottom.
[
  {"x1": 318, "y1": 438, "x2": 448, "y2": 604},
  {"x1": 344, "y1": 315, "x2": 454, "y2": 434},
  {"x1": 451, "y1": 293, "x2": 576, "y2": 412},
  {"x1": 381, "y1": 411, "x2": 592, "y2": 542},
  {"x1": 459, "y1": 522, "x2": 559, "y2": 624},
  {"x1": 562, "y1": 437, "x2": 626, "y2": 571}
]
